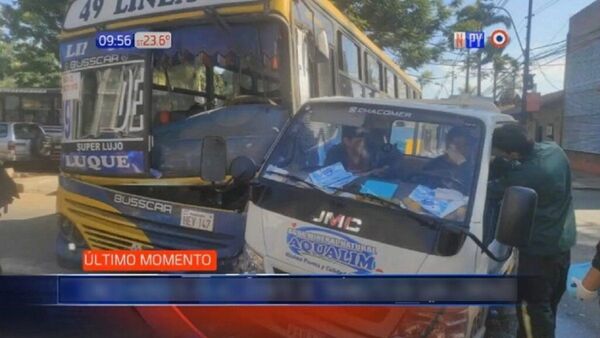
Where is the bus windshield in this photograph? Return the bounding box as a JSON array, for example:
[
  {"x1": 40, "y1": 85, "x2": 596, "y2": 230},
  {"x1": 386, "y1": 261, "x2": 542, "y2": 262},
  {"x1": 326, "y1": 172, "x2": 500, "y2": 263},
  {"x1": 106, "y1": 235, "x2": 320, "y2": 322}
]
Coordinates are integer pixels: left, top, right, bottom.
[
  {"x1": 152, "y1": 22, "x2": 284, "y2": 113},
  {"x1": 76, "y1": 62, "x2": 145, "y2": 139},
  {"x1": 262, "y1": 104, "x2": 483, "y2": 223}
]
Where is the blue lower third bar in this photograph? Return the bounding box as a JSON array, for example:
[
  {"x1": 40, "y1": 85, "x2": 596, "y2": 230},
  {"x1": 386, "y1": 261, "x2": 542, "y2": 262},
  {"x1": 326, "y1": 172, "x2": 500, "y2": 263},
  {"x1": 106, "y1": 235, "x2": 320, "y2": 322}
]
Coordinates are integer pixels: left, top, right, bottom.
[{"x1": 0, "y1": 275, "x2": 520, "y2": 305}]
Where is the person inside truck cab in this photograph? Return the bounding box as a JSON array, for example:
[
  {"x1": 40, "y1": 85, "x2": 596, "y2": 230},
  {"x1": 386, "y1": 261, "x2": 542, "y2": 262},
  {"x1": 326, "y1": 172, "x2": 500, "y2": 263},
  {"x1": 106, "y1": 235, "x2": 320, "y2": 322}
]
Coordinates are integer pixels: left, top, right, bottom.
[
  {"x1": 324, "y1": 126, "x2": 403, "y2": 178},
  {"x1": 421, "y1": 127, "x2": 474, "y2": 192}
]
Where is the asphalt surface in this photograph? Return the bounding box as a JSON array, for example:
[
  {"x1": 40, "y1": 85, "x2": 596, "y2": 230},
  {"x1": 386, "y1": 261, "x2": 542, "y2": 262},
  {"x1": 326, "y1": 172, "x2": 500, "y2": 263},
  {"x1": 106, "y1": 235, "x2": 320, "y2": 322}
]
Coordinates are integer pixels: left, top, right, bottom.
[{"x1": 0, "y1": 174, "x2": 598, "y2": 337}]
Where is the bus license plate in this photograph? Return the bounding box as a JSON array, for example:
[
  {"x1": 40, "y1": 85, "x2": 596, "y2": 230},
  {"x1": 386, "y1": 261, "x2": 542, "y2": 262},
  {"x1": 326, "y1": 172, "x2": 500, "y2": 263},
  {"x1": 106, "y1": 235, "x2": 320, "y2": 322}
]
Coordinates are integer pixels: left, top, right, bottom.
[{"x1": 180, "y1": 209, "x2": 214, "y2": 232}]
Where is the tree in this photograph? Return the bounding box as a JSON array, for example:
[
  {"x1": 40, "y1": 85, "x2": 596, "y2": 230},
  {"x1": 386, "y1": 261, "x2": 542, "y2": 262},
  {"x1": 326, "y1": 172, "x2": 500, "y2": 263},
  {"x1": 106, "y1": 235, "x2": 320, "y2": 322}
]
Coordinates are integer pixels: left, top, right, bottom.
[
  {"x1": 496, "y1": 56, "x2": 521, "y2": 106},
  {"x1": 332, "y1": 0, "x2": 462, "y2": 69},
  {"x1": 449, "y1": 0, "x2": 511, "y2": 96},
  {"x1": 0, "y1": 0, "x2": 69, "y2": 87},
  {"x1": 492, "y1": 54, "x2": 518, "y2": 102},
  {"x1": 417, "y1": 70, "x2": 434, "y2": 90}
]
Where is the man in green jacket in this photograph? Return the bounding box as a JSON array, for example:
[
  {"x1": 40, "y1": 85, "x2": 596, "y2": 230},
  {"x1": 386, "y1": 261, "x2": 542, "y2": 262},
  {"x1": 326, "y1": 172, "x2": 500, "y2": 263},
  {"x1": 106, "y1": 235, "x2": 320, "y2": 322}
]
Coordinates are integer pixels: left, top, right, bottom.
[{"x1": 490, "y1": 124, "x2": 576, "y2": 338}]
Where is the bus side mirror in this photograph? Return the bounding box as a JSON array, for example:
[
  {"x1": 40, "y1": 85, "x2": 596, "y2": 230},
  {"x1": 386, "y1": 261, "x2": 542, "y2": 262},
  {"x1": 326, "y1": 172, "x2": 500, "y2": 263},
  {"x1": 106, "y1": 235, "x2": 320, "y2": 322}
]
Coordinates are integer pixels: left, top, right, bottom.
[
  {"x1": 230, "y1": 156, "x2": 257, "y2": 183},
  {"x1": 495, "y1": 186, "x2": 537, "y2": 247},
  {"x1": 201, "y1": 136, "x2": 227, "y2": 182},
  {"x1": 315, "y1": 30, "x2": 329, "y2": 63}
]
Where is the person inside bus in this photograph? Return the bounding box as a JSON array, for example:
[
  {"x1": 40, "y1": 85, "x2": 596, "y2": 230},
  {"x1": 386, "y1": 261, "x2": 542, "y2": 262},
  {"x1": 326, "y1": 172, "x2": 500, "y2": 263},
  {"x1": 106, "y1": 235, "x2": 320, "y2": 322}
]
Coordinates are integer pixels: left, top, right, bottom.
[
  {"x1": 422, "y1": 127, "x2": 475, "y2": 192},
  {"x1": 325, "y1": 126, "x2": 403, "y2": 178}
]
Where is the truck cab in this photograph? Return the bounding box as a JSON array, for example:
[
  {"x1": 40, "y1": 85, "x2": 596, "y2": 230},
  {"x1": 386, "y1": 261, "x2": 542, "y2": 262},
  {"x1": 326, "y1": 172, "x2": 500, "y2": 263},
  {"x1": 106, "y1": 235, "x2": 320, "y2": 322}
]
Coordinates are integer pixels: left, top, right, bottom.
[{"x1": 240, "y1": 97, "x2": 537, "y2": 336}]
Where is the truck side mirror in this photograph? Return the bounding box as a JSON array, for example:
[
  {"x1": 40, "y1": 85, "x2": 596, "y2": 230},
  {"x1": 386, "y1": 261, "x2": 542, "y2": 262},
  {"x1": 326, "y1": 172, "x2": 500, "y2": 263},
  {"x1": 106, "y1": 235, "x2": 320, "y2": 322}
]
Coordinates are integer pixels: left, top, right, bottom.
[
  {"x1": 495, "y1": 186, "x2": 537, "y2": 247},
  {"x1": 201, "y1": 136, "x2": 227, "y2": 182},
  {"x1": 230, "y1": 156, "x2": 257, "y2": 183}
]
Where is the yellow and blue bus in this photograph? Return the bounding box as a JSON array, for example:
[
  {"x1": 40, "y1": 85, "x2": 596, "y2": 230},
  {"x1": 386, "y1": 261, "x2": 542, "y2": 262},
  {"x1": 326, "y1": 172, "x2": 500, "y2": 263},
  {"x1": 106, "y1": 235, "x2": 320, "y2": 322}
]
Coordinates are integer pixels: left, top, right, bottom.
[{"x1": 57, "y1": 0, "x2": 421, "y2": 271}]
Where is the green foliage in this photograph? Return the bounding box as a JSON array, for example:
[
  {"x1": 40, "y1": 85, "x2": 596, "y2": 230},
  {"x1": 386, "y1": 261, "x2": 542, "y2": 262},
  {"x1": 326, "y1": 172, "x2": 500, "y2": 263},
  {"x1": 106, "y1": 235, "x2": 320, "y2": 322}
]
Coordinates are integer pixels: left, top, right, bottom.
[
  {"x1": 332, "y1": 0, "x2": 462, "y2": 69},
  {"x1": 417, "y1": 70, "x2": 434, "y2": 89},
  {"x1": 0, "y1": 0, "x2": 69, "y2": 88},
  {"x1": 449, "y1": 0, "x2": 512, "y2": 94},
  {"x1": 496, "y1": 54, "x2": 522, "y2": 105}
]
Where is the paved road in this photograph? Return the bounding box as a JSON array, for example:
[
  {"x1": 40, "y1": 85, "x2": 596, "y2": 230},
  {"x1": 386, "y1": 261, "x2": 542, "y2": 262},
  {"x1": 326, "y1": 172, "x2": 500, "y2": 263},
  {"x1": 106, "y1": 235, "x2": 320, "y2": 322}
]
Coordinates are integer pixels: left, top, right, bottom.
[
  {"x1": 0, "y1": 175, "x2": 598, "y2": 337},
  {"x1": 556, "y1": 189, "x2": 600, "y2": 337}
]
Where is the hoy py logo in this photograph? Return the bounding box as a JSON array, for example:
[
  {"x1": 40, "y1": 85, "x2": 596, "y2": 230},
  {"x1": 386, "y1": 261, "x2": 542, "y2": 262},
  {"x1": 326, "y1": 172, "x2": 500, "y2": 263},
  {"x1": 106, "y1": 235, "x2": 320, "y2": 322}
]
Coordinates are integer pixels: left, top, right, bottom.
[{"x1": 454, "y1": 31, "x2": 485, "y2": 49}]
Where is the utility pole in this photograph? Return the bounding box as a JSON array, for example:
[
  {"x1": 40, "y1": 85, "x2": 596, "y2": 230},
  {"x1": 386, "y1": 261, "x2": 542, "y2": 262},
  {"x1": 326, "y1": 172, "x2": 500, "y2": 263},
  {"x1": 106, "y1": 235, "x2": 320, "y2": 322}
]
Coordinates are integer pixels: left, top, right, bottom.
[
  {"x1": 493, "y1": 69, "x2": 498, "y2": 103},
  {"x1": 521, "y1": 0, "x2": 534, "y2": 115},
  {"x1": 465, "y1": 49, "x2": 470, "y2": 94},
  {"x1": 477, "y1": 51, "x2": 482, "y2": 96},
  {"x1": 451, "y1": 68, "x2": 455, "y2": 96}
]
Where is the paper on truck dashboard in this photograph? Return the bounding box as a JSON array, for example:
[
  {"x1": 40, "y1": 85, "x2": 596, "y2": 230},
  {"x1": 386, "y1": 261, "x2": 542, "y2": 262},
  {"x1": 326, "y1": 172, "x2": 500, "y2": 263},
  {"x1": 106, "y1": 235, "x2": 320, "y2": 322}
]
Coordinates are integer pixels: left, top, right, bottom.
[
  {"x1": 409, "y1": 185, "x2": 468, "y2": 218},
  {"x1": 309, "y1": 162, "x2": 357, "y2": 190}
]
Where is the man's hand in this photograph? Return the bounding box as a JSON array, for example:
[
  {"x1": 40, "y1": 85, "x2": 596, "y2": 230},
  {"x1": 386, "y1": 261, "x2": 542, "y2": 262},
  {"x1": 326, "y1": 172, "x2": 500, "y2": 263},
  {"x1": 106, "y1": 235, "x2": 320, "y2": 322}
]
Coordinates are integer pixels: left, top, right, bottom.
[{"x1": 572, "y1": 277, "x2": 599, "y2": 302}]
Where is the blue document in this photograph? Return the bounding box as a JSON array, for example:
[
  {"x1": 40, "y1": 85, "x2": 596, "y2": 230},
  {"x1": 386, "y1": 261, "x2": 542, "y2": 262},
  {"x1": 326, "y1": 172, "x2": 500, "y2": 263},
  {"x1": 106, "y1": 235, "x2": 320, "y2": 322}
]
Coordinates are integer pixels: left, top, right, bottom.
[
  {"x1": 360, "y1": 180, "x2": 398, "y2": 199},
  {"x1": 309, "y1": 162, "x2": 357, "y2": 189}
]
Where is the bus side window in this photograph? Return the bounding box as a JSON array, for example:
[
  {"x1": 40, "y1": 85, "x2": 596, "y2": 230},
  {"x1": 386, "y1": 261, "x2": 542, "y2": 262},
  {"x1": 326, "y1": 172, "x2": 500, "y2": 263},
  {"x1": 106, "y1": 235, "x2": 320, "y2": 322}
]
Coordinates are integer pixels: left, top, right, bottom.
[
  {"x1": 316, "y1": 47, "x2": 334, "y2": 97},
  {"x1": 365, "y1": 53, "x2": 381, "y2": 91},
  {"x1": 337, "y1": 32, "x2": 361, "y2": 81},
  {"x1": 397, "y1": 80, "x2": 407, "y2": 99}
]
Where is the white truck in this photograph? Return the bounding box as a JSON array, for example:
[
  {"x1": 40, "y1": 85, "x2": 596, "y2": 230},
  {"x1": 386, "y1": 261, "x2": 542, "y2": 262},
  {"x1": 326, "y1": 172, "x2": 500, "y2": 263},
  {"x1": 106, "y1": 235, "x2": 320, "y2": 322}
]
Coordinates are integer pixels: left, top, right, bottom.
[{"x1": 236, "y1": 97, "x2": 537, "y2": 337}]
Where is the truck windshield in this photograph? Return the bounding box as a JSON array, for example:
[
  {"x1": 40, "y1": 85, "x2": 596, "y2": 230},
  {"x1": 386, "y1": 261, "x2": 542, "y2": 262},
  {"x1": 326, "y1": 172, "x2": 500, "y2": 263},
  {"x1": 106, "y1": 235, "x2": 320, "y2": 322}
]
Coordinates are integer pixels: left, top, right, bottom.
[
  {"x1": 262, "y1": 104, "x2": 483, "y2": 223},
  {"x1": 152, "y1": 22, "x2": 284, "y2": 114}
]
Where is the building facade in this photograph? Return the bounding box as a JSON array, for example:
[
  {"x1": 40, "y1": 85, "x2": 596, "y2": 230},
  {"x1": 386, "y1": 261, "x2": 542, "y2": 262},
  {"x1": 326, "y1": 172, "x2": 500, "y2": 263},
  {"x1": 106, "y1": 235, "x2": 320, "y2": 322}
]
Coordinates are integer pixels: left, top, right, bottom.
[
  {"x1": 563, "y1": 0, "x2": 600, "y2": 174},
  {"x1": 528, "y1": 91, "x2": 564, "y2": 144}
]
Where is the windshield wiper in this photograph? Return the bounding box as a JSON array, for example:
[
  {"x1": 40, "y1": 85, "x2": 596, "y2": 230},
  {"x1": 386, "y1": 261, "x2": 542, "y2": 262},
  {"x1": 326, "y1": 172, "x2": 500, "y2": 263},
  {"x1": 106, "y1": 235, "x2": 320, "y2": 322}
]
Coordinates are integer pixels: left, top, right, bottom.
[
  {"x1": 266, "y1": 170, "x2": 440, "y2": 228},
  {"x1": 264, "y1": 170, "x2": 331, "y2": 194},
  {"x1": 266, "y1": 170, "x2": 512, "y2": 262},
  {"x1": 335, "y1": 186, "x2": 441, "y2": 228}
]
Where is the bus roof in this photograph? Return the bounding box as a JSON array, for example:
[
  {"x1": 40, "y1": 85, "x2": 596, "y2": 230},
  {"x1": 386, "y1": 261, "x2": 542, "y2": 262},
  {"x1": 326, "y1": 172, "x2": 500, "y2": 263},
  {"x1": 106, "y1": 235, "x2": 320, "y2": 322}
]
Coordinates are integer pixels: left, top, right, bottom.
[{"x1": 60, "y1": 0, "x2": 419, "y2": 93}]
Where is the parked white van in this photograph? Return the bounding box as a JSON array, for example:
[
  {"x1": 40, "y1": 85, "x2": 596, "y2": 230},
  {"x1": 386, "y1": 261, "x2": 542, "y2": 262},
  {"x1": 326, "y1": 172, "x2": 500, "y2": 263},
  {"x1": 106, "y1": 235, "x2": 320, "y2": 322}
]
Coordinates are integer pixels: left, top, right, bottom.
[{"x1": 237, "y1": 97, "x2": 538, "y2": 336}]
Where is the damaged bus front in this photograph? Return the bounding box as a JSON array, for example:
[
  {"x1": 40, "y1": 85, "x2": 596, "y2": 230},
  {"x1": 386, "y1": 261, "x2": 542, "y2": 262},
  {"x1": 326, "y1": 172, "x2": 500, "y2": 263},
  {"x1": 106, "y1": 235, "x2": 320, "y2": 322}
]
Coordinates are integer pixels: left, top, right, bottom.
[{"x1": 56, "y1": 0, "x2": 291, "y2": 271}]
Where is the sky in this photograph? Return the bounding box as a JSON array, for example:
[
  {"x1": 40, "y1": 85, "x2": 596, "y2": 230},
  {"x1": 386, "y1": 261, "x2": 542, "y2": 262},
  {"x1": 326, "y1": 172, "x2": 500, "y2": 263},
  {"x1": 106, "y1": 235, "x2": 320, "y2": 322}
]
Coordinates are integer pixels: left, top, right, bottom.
[
  {"x1": 0, "y1": 0, "x2": 595, "y2": 99},
  {"x1": 420, "y1": 0, "x2": 597, "y2": 99}
]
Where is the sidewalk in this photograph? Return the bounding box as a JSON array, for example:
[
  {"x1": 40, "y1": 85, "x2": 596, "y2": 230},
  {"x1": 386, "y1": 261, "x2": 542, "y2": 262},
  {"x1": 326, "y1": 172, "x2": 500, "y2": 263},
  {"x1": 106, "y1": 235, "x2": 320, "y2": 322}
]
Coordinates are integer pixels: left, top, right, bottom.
[{"x1": 572, "y1": 171, "x2": 600, "y2": 190}]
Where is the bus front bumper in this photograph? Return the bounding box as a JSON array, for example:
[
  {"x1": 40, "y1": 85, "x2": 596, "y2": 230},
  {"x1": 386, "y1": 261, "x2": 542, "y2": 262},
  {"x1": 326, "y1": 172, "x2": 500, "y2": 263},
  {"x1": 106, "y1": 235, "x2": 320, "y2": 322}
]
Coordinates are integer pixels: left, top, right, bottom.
[{"x1": 56, "y1": 176, "x2": 245, "y2": 272}]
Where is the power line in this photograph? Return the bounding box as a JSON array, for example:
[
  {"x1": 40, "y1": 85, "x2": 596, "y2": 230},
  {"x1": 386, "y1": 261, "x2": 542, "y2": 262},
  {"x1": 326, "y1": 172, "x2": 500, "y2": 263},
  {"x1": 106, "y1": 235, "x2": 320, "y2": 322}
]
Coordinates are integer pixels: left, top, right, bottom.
[
  {"x1": 533, "y1": 60, "x2": 561, "y2": 90},
  {"x1": 546, "y1": 21, "x2": 569, "y2": 44},
  {"x1": 530, "y1": 39, "x2": 566, "y2": 51},
  {"x1": 533, "y1": 0, "x2": 562, "y2": 16}
]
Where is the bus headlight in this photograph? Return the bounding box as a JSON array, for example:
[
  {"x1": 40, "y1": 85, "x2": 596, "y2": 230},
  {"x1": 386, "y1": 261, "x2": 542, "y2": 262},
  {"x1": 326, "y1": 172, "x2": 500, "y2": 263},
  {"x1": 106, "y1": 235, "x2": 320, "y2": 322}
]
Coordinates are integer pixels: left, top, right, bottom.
[{"x1": 234, "y1": 245, "x2": 265, "y2": 274}]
